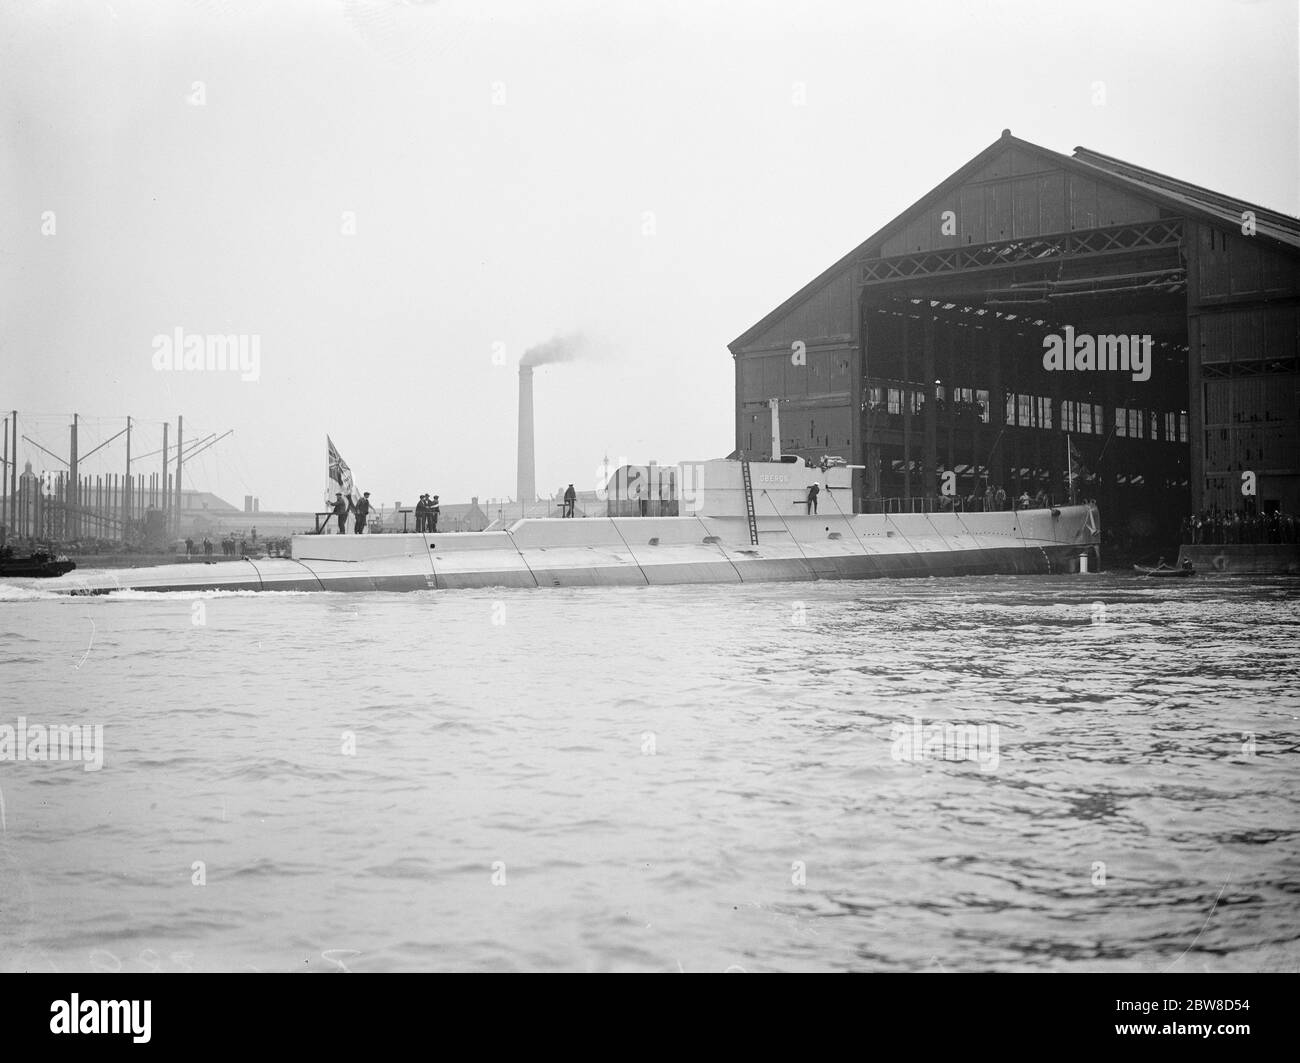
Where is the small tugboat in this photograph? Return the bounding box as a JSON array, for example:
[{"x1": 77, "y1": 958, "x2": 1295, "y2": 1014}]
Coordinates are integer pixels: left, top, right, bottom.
[{"x1": 0, "y1": 546, "x2": 77, "y2": 579}]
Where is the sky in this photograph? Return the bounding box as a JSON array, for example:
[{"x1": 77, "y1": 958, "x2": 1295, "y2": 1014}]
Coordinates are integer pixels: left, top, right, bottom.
[{"x1": 2, "y1": 0, "x2": 1296, "y2": 512}]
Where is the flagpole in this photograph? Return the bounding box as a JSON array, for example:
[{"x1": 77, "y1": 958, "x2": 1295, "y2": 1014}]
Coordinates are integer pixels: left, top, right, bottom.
[{"x1": 1067, "y1": 433, "x2": 1074, "y2": 504}]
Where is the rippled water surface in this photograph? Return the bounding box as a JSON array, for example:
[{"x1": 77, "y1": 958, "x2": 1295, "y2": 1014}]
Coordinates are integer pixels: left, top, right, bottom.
[{"x1": 1, "y1": 574, "x2": 1297, "y2": 972}]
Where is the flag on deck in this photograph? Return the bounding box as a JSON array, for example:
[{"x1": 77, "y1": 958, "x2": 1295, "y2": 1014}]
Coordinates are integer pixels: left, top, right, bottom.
[{"x1": 327, "y1": 435, "x2": 359, "y2": 506}]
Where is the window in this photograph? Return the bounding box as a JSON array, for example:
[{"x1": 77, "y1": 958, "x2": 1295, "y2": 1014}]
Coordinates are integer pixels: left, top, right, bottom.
[
  {"x1": 1018, "y1": 394, "x2": 1031, "y2": 426},
  {"x1": 1115, "y1": 407, "x2": 1127, "y2": 437},
  {"x1": 976, "y1": 389, "x2": 991, "y2": 424},
  {"x1": 1006, "y1": 393, "x2": 1017, "y2": 426},
  {"x1": 1128, "y1": 409, "x2": 1144, "y2": 439},
  {"x1": 1079, "y1": 403, "x2": 1094, "y2": 434},
  {"x1": 1180, "y1": 411, "x2": 1189, "y2": 443},
  {"x1": 1038, "y1": 397, "x2": 1053, "y2": 429},
  {"x1": 1060, "y1": 400, "x2": 1076, "y2": 432}
]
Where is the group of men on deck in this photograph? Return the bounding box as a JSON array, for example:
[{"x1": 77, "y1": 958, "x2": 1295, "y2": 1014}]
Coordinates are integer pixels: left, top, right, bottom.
[
  {"x1": 415, "y1": 494, "x2": 440, "y2": 532},
  {"x1": 327, "y1": 491, "x2": 440, "y2": 534},
  {"x1": 329, "y1": 491, "x2": 372, "y2": 534}
]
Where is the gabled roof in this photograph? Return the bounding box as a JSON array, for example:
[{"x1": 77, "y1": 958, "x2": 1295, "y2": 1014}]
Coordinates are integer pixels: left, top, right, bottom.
[
  {"x1": 729, "y1": 130, "x2": 1300, "y2": 351},
  {"x1": 182, "y1": 489, "x2": 241, "y2": 512},
  {"x1": 1070, "y1": 146, "x2": 1300, "y2": 252},
  {"x1": 436, "y1": 501, "x2": 486, "y2": 517}
]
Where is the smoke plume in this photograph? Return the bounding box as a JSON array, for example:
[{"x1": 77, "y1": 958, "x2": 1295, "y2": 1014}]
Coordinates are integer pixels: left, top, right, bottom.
[{"x1": 519, "y1": 332, "x2": 589, "y2": 368}]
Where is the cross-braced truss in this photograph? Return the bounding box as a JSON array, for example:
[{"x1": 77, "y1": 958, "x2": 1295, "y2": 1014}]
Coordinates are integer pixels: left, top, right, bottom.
[{"x1": 860, "y1": 219, "x2": 1184, "y2": 284}]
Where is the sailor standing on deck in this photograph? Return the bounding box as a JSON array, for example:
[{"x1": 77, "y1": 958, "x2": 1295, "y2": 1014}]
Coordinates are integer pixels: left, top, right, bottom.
[
  {"x1": 428, "y1": 495, "x2": 440, "y2": 533},
  {"x1": 353, "y1": 492, "x2": 371, "y2": 534},
  {"x1": 563, "y1": 483, "x2": 576, "y2": 518},
  {"x1": 331, "y1": 492, "x2": 352, "y2": 534},
  {"x1": 807, "y1": 482, "x2": 820, "y2": 515}
]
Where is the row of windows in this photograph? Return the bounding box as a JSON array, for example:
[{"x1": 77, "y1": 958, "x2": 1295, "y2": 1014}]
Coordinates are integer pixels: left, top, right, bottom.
[
  {"x1": 863, "y1": 386, "x2": 1189, "y2": 443},
  {"x1": 867, "y1": 386, "x2": 993, "y2": 422},
  {"x1": 1112, "y1": 407, "x2": 1190, "y2": 443},
  {"x1": 1004, "y1": 394, "x2": 1188, "y2": 442},
  {"x1": 1012, "y1": 394, "x2": 1055, "y2": 429}
]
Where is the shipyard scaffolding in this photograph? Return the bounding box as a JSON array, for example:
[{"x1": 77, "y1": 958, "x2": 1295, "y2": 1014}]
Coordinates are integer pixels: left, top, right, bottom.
[
  {"x1": 0, "y1": 412, "x2": 232, "y2": 547},
  {"x1": 729, "y1": 130, "x2": 1300, "y2": 555}
]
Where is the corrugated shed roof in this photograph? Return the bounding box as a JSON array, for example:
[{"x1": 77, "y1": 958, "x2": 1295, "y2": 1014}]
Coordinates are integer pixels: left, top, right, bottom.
[
  {"x1": 729, "y1": 131, "x2": 1300, "y2": 350},
  {"x1": 1070, "y1": 146, "x2": 1300, "y2": 252}
]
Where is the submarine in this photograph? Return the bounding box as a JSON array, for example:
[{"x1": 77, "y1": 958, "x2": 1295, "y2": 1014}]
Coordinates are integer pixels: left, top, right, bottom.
[{"x1": 31, "y1": 456, "x2": 1100, "y2": 596}]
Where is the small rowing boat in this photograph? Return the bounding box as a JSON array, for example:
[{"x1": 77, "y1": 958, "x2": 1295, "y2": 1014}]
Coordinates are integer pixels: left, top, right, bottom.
[{"x1": 1132, "y1": 564, "x2": 1194, "y2": 578}]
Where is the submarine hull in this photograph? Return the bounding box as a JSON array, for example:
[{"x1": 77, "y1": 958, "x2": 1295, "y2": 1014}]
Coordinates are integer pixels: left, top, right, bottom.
[{"x1": 31, "y1": 506, "x2": 1101, "y2": 595}]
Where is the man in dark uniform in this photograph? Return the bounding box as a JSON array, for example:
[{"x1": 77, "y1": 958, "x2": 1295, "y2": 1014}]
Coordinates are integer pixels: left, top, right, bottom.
[
  {"x1": 563, "y1": 483, "x2": 576, "y2": 518},
  {"x1": 415, "y1": 494, "x2": 428, "y2": 533},
  {"x1": 428, "y1": 495, "x2": 440, "y2": 533},
  {"x1": 331, "y1": 492, "x2": 351, "y2": 534},
  {"x1": 354, "y1": 492, "x2": 372, "y2": 534},
  {"x1": 807, "y1": 482, "x2": 820, "y2": 514}
]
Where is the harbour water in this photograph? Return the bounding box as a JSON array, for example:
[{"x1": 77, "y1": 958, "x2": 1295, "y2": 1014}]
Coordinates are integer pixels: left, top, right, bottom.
[{"x1": 1, "y1": 574, "x2": 1297, "y2": 973}]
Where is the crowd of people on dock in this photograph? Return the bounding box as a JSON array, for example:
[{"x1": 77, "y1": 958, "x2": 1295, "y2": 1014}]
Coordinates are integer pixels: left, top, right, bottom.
[
  {"x1": 185, "y1": 531, "x2": 261, "y2": 558},
  {"x1": 1182, "y1": 509, "x2": 1298, "y2": 545},
  {"x1": 182, "y1": 531, "x2": 290, "y2": 558}
]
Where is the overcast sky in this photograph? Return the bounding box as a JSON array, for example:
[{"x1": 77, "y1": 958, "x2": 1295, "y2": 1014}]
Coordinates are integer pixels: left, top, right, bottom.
[{"x1": 2, "y1": 0, "x2": 1296, "y2": 512}]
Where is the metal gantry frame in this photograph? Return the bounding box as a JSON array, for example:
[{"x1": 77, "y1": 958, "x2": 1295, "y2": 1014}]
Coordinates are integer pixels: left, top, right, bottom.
[{"x1": 860, "y1": 219, "x2": 1184, "y2": 285}]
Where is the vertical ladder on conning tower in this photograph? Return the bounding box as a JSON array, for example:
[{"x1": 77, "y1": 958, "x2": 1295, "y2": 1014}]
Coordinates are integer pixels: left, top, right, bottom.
[{"x1": 740, "y1": 458, "x2": 759, "y2": 545}]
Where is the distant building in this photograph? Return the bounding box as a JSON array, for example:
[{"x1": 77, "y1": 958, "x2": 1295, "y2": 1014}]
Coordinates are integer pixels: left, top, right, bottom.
[{"x1": 437, "y1": 497, "x2": 490, "y2": 532}]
